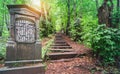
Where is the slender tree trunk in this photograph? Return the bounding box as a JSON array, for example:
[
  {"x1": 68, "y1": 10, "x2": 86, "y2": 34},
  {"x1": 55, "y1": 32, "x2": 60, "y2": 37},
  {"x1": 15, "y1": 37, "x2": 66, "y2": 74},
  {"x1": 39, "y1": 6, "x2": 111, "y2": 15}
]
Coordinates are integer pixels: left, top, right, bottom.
[
  {"x1": 95, "y1": 0, "x2": 99, "y2": 10},
  {"x1": 117, "y1": 0, "x2": 120, "y2": 12},
  {"x1": 117, "y1": 0, "x2": 120, "y2": 11},
  {"x1": 66, "y1": 0, "x2": 70, "y2": 35},
  {"x1": 73, "y1": 0, "x2": 77, "y2": 17},
  {"x1": 117, "y1": 0, "x2": 120, "y2": 27},
  {"x1": 13, "y1": 0, "x2": 16, "y2": 3},
  {"x1": 109, "y1": 0, "x2": 113, "y2": 27}
]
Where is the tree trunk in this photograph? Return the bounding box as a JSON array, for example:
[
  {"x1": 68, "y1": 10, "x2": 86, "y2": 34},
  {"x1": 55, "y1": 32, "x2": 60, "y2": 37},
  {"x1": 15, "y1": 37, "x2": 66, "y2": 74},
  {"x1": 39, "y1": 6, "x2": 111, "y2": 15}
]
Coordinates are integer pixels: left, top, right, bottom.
[
  {"x1": 117, "y1": 0, "x2": 120, "y2": 27},
  {"x1": 13, "y1": 0, "x2": 16, "y2": 3},
  {"x1": 66, "y1": 0, "x2": 70, "y2": 35},
  {"x1": 117, "y1": 0, "x2": 120, "y2": 13},
  {"x1": 109, "y1": 0, "x2": 113, "y2": 27},
  {"x1": 95, "y1": 0, "x2": 99, "y2": 10},
  {"x1": 98, "y1": 0, "x2": 113, "y2": 27}
]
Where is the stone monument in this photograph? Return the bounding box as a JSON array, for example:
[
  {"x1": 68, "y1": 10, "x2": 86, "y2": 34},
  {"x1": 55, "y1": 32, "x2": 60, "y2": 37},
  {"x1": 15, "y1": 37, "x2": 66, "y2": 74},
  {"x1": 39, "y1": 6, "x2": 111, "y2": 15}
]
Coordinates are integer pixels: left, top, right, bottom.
[{"x1": 0, "y1": 5, "x2": 45, "y2": 74}]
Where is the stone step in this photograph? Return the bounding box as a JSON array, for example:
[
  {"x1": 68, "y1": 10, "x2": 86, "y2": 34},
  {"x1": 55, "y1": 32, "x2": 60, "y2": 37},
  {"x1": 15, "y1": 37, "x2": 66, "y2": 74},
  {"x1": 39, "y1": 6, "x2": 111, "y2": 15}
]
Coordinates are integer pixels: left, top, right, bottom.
[
  {"x1": 51, "y1": 46, "x2": 72, "y2": 49},
  {"x1": 46, "y1": 52, "x2": 77, "y2": 60},
  {"x1": 0, "y1": 64, "x2": 45, "y2": 74},
  {"x1": 54, "y1": 41, "x2": 66, "y2": 43},
  {"x1": 54, "y1": 39, "x2": 64, "y2": 41},
  {"x1": 55, "y1": 37, "x2": 63, "y2": 39},
  {"x1": 51, "y1": 44, "x2": 69, "y2": 46},
  {"x1": 55, "y1": 35, "x2": 62, "y2": 37},
  {"x1": 54, "y1": 42, "x2": 68, "y2": 45},
  {"x1": 55, "y1": 38, "x2": 63, "y2": 40},
  {"x1": 54, "y1": 40, "x2": 65, "y2": 41},
  {"x1": 55, "y1": 36, "x2": 62, "y2": 38},
  {"x1": 54, "y1": 39, "x2": 65, "y2": 42},
  {"x1": 50, "y1": 49, "x2": 74, "y2": 52}
]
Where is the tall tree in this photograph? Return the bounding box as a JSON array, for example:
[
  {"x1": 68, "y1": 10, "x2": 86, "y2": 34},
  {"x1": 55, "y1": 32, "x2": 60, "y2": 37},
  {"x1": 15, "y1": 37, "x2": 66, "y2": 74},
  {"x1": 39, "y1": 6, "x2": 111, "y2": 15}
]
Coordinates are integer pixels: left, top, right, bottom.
[
  {"x1": 98, "y1": 0, "x2": 113, "y2": 27},
  {"x1": 95, "y1": 0, "x2": 99, "y2": 10},
  {"x1": 66, "y1": 0, "x2": 70, "y2": 35},
  {"x1": 117, "y1": 0, "x2": 120, "y2": 27},
  {"x1": 13, "y1": 0, "x2": 16, "y2": 3}
]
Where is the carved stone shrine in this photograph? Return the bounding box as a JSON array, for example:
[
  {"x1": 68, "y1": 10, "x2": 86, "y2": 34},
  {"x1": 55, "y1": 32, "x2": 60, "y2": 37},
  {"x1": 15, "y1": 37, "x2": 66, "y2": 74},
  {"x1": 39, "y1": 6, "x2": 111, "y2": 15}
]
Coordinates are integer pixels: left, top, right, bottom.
[{"x1": 0, "y1": 5, "x2": 45, "y2": 74}]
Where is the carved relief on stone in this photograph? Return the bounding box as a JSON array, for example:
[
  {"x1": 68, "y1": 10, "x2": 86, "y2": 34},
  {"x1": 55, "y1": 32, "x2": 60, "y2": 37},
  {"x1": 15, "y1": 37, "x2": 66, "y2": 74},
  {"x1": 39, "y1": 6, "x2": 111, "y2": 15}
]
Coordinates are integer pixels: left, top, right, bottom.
[{"x1": 15, "y1": 18, "x2": 36, "y2": 43}]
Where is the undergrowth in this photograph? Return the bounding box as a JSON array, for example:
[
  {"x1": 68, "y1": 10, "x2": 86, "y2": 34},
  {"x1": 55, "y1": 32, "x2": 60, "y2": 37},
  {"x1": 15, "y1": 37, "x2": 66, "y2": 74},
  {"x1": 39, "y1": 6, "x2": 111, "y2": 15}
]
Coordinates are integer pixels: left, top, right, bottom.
[
  {"x1": 42, "y1": 38, "x2": 54, "y2": 59},
  {"x1": 91, "y1": 25, "x2": 120, "y2": 66}
]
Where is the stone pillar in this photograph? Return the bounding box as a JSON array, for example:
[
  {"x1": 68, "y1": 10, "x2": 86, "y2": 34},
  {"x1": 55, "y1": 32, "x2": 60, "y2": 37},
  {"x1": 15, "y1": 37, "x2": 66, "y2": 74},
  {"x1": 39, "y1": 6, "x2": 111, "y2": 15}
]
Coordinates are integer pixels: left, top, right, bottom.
[
  {"x1": 35, "y1": 19, "x2": 41, "y2": 59},
  {"x1": 5, "y1": 4, "x2": 43, "y2": 67},
  {"x1": 0, "y1": 5, "x2": 45, "y2": 74}
]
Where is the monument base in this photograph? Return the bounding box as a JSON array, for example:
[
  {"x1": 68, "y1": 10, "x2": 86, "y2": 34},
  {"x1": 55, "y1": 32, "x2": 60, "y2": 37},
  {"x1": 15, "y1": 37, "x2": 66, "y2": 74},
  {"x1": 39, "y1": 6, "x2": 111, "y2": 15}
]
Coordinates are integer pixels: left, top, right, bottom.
[
  {"x1": 5, "y1": 59, "x2": 42, "y2": 68},
  {"x1": 0, "y1": 63, "x2": 45, "y2": 74}
]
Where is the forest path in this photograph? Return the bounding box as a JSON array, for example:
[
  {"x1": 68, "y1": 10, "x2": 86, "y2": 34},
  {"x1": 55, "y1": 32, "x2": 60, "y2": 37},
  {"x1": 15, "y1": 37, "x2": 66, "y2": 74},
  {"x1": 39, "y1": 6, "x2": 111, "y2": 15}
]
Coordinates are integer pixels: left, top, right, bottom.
[
  {"x1": 45, "y1": 33, "x2": 79, "y2": 60},
  {"x1": 45, "y1": 33, "x2": 102, "y2": 74}
]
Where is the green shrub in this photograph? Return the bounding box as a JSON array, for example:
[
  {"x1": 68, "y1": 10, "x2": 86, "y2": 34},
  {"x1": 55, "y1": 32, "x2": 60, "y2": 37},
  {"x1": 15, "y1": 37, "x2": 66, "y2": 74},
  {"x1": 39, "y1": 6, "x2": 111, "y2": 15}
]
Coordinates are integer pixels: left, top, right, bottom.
[
  {"x1": 42, "y1": 39, "x2": 54, "y2": 59},
  {"x1": 80, "y1": 16, "x2": 98, "y2": 46},
  {"x1": 69, "y1": 18, "x2": 82, "y2": 42},
  {"x1": 0, "y1": 28, "x2": 9, "y2": 60},
  {"x1": 0, "y1": 38, "x2": 7, "y2": 59},
  {"x1": 91, "y1": 24, "x2": 120, "y2": 65}
]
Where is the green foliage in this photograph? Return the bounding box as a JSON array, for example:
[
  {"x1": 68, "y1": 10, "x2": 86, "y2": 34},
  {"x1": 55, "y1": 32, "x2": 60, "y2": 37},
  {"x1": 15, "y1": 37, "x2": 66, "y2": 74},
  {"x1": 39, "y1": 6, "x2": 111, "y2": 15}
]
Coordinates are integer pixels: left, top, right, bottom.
[
  {"x1": 0, "y1": 40, "x2": 6, "y2": 59},
  {"x1": 80, "y1": 15, "x2": 98, "y2": 46},
  {"x1": 67, "y1": 0, "x2": 120, "y2": 65},
  {"x1": 70, "y1": 18, "x2": 82, "y2": 42},
  {"x1": 111, "y1": 11, "x2": 120, "y2": 28},
  {"x1": 70, "y1": 16, "x2": 98, "y2": 46},
  {"x1": 68, "y1": 0, "x2": 98, "y2": 44},
  {"x1": 40, "y1": 17, "x2": 55, "y2": 38},
  {"x1": 91, "y1": 25, "x2": 120, "y2": 65},
  {"x1": 0, "y1": 28, "x2": 9, "y2": 59},
  {"x1": 0, "y1": 0, "x2": 26, "y2": 60},
  {"x1": 42, "y1": 38, "x2": 54, "y2": 59}
]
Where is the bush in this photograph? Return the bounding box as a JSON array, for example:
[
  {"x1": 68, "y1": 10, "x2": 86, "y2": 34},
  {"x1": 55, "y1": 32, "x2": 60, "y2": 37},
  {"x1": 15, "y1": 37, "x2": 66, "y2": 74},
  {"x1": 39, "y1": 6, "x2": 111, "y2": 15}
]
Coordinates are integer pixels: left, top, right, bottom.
[
  {"x1": 69, "y1": 18, "x2": 82, "y2": 42},
  {"x1": 0, "y1": 28, "x2": 9, "y2": 60},
  {"x1": 80, "y1": 15, "x2": 98, "y2": 46},
  {"x1": 0, "y1": 37, "x2": 7, "y2": 59},
  {"x1": 91, "y1": 25, "x2": 120, "y2": 65},
  {"x1": 42, "y1": 39, "x2": 54, "y2": 59}
]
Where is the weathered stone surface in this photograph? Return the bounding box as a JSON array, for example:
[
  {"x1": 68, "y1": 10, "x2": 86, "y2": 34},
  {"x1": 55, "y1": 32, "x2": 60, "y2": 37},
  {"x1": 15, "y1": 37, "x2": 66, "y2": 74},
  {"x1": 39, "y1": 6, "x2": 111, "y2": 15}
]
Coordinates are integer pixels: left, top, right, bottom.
[
  {"x1": 0, "y1": 64, "x2": 45, "y2": 74},
  {"x1": 5, "y1": 5, "x2": 42, "y2": 67},
  {"x1": 51, "y1": 46, "x2": 72, "y2": 49},
  {"x1": 1, "y1": 5, "x2": 45, "y2": 74},
  {"x1": 50, "y1": 49, "x2": 74, "y2": 52},
  {"x1": 46, "y1": 52, "x2": 77, "y2": 60}
]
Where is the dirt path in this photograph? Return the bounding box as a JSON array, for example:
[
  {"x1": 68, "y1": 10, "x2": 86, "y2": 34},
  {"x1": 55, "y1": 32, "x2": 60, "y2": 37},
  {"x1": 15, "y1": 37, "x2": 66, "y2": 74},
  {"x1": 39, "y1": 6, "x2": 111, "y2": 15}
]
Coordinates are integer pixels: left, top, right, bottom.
[{"x1": 45, "y1": 35, "x2": 102, "y2": 74}]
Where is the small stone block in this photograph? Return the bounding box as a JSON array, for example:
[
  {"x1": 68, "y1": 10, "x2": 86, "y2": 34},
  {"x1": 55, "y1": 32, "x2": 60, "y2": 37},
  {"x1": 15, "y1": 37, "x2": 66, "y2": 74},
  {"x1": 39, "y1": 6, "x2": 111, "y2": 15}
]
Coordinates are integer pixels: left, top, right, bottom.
[{"x1": 0, "y1": 64, "x2": 45, "y2": 74}]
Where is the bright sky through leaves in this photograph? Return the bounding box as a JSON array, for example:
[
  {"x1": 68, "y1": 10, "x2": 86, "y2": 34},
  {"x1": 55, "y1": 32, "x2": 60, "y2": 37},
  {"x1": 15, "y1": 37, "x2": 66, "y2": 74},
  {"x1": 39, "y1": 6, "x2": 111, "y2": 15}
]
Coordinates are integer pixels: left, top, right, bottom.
[{"x1": 31, "y1": 0, "x2": 41, "y2": 8}]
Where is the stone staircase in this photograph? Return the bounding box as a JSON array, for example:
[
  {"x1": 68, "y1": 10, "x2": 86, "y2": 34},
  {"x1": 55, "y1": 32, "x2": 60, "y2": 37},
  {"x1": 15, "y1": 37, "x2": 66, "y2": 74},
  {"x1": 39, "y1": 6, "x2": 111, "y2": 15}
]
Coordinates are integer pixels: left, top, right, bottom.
[{"x1": 45, "y1": 33, "x2": 78, "y2": 60}]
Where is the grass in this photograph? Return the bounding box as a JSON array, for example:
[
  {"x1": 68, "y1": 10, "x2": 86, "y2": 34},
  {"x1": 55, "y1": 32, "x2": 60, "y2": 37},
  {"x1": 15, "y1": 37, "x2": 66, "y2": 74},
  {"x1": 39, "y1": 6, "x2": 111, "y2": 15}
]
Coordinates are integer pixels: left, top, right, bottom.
[
  {"x1": 0, "y1": 36, "x2": 8, "y2": 60},
  {"x1": 42, "y1": 38, "x2": 54, "y2": 59}
]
